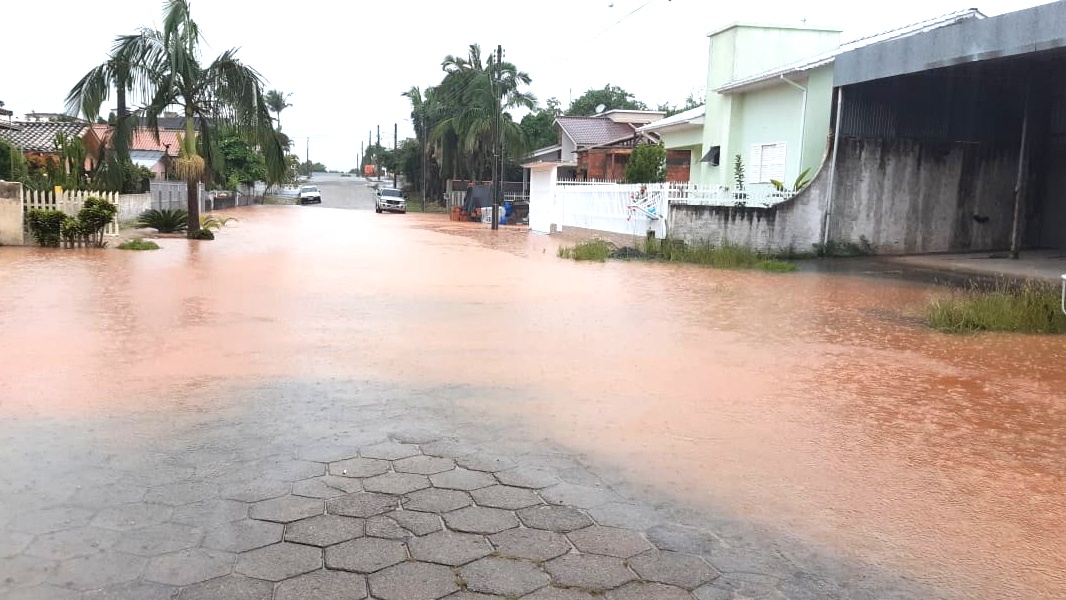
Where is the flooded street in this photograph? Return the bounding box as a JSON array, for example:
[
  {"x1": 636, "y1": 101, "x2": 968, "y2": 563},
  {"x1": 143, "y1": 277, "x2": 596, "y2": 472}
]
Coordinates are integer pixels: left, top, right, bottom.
[{"x1": 1, "y1": 183, "x2": 1064, "y2": 599}]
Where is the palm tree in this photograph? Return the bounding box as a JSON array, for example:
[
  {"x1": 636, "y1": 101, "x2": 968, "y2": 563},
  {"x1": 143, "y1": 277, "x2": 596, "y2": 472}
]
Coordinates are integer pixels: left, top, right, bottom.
[
  {"x1": 430, "y1": 44, "x2": 535, "y2": 180},
  {"x1": 70, "y1": 0, "x2": 284, "y2": 237},
  {"x1": 265, "y1": 90, "x2": 292, "y2": 130}
]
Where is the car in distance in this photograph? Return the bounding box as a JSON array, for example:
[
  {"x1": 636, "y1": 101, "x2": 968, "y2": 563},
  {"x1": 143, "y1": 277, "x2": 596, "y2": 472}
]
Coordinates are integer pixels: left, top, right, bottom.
[
  {"x1": 375, "y1": 187, "x2": 406, "y2": 213},
  {"x1": 297, "y1": 185, "x2": 322, "y2": 205}
]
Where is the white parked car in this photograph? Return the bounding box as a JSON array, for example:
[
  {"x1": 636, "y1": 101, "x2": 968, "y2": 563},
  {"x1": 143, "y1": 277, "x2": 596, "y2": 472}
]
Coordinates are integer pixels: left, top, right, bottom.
[
  {"x1": 297, "y1": 185, "x2": 322, "y2": 205},
  {"x1": 375, "y1": 188, "x2": 406, "y2": 213}
]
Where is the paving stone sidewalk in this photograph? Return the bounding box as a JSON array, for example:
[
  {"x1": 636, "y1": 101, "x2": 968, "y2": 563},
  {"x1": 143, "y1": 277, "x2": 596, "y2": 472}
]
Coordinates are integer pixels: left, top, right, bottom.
[{"x1": 0, "y1": 432, "x2": 748, "y2": 600}]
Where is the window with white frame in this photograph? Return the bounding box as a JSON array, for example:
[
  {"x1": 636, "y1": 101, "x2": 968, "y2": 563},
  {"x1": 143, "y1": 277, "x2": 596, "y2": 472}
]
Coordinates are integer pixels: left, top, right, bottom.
[{"x1": 749, "y1": 142, "x2": 786, "y2": 184}]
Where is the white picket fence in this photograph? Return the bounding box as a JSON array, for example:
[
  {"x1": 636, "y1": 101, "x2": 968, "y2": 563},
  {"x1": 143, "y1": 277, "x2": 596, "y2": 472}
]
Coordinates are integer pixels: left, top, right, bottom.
[{"x1": 21, "y1": 190, "x2": 122, "y2": 236}]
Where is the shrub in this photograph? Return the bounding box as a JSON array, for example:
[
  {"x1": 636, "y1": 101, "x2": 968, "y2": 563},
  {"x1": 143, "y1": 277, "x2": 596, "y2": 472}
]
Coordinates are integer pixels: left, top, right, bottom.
[
  {"x1": 927, "y1": 281, "x2": 1066, "y2": 334},
  {"x1": 76, "y1": 197, "x2": 118, "y2": 247},
  {"x1": 200, "y1": 214, "x2": 237, "y2": 231},
  {"x1": 25, "y1": 209, "x2": 65, "y2": 247},
  {"x1": 138, "y1": 208, "x2": 188, "y2": 233},
  {"x1": 557, "y1": 239, "x2": 612, "y2": 261},
  {"x1": 190, "y1": 228, "x2": 215, "y2": 240},
  {"x1": 756, "y1": 259, "x2": 799, "y2": 273},
  {"x1": 118, "y1": 239, "x2": 160, "y2": 250}
]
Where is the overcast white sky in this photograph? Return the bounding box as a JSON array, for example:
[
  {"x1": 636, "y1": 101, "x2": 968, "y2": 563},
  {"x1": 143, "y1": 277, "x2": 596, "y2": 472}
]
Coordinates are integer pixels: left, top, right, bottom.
[{"x1": 0, "y1": 0, "x2": 1049, "y2": 170}]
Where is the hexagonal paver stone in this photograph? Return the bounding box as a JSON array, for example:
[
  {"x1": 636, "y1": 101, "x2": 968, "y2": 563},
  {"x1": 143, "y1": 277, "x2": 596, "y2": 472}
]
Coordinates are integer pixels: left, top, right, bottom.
[
  {"x1": 0, "y1": 529, "x2": 34, "y2": 558},
  {"x1": 429, "y1": 468, "x2": 496, "y2": 491},
  {"x1": 495, "y1": 467, "x2": 561, "y2": 490},
  {"x1": 471, "y1": 485, "x2": 542, "y2": 510},
  {"x1": 389, "y1": 429, "x2": 441, "y2": 444},
  {"x1": 70, "y1": 482, "x2": 147, "y2": 508},
  {"x1": 144, "y1": 482, "x2": 219, "y2": 506},
  {"x1": 520, "y1": 586, "x2": 599, "y2": 599},
  {"x1": 170, "y1": 499, "x2": 248, "y2": 526},
  {"x1": 393, "y1": 455, "x2": 456, "y2": 475},
  {"x1": 403, "y1": 488, "x2": 472, "y2": 513},
  {"x1": 365, "y1": 515, "x2": 408, "y2": 539},
  {"x1": 92, "y1": 503, "x2": 172, "y2": 531},
  {"x1": 24, "y1": 526, "x2": 120, "y2": 560},
  {"x1": 247, "y1": 458, "x2": 325, "y2": 482},
  {"x1": 0, "y1": 554, "x2": 57, "y2": 590},
  {"x1": 249, "y1": 495, "x2": 323, "y2": 523},
  {"x1": 327, "y1": 492, "x2": 398, "y2": 518},
  {"x1": 460, "y1": 556, "x2": 550, "y2": 597},
  {"x1": 12, "y1": 506, "x2": 95, "y2": 534},
  {"x1": 443, "y1": 507, "x2": 518, "y2": 534},
  {"x1": 77, "y1": 581, "x2": 176, "y2": 600},
  {"x1": 144, "y1": 547, "x2": 235, "y2": 586},
  {"x1": 517, "y1": 506, "x2": 593, "y2": 533},
  {"x1": 628, "y1": 550, "x2": 719, "y2": 590},
  {"x1": 113, "y1": 522, "x2": 203, "y2": 557},
  {"x1": 49, "y1": 550, "x2": 146, "y2": 590},
  {"x1": 203, "y1": 519, "x2": 284, "y2": 553},
  {"x1": 329, "y1": 457, "x2": 390, "y2": 478},
  {"x1": 441, "y1": 593, "x2": 509, "y2": 600},
  {"x1": 409, "y1": 531, "x2": 492, "y2": 566},
  {"x1": 176, "y1": 574, "x2": 272, "y2": 600},
  {"x1": 545, "y1": 554, "x2": 634, "y2": 592},
  {"x1": 456, "y1": 455, "x2": 517, "y2": 473},
  {"x1": 285, "y1": 514, "x2": 364, "y2": 546},
  {"x1": 292, "y1": 475, "x2": 361, "y2": 498},
  {"x1": 586, "y1": 502, "x2": 665, "y2": 531},
  {"x1": 362, "y1": 472, "x2": 432, "y2": 495},
  {"x1": 360, "y1": 441, "x2": 421, "y2": 461},
  {"x1": 297, "y1": 442, "x2": 361, "y2": 463},
  {"x1": 275, "y1": 569, "x2": 368, "y2": 600},
  {"x1": 567, "y1": 526, "x2": 652, "y2": 558},
  {"x1": 369, "y1": 561, "x2": 458, "y2": 600},
  {"x1": 325, "y1": 537, "x2": 406, "y2": 573},
  {"x1": 606, "y1": 581, "x2": 694, "y2": 600},
  {"x1": 220, "y1": 479, "x2": 291, "y2": 503},
  {"x1": 389, "y1": 510, "x2": 442, "y2": 536},
  {"x1": 539, "y1": 484, "x2": 619, "y2": 509},
  {"x1": 235, "y1": 542, "x2": 322, "y2": 581},
  {"x1": 489, "y1": 528, "x2": 571, "y2": 562},
  {"x1": 419, "y1": 439, "x2": 479, "y2": 458}
]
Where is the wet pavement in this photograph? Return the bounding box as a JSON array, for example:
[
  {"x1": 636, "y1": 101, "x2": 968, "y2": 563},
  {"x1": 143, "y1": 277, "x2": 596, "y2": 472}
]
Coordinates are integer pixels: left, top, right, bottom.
[{"x1": 1, "y1": 179, "x2": 1064, "y2": 599}]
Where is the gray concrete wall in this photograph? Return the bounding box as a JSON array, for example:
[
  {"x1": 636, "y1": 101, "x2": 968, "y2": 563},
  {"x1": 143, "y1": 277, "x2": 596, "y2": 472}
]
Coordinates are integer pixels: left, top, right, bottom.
[
  {"x1": 668, "y1": 159, "x2": 829, "y2": 252},
  {"x1": 829, "y1": 138, "x2": 1017, "y2": 254},
  {"x1": 0, "y1": 182, "x2": 24, "y2": 246}
]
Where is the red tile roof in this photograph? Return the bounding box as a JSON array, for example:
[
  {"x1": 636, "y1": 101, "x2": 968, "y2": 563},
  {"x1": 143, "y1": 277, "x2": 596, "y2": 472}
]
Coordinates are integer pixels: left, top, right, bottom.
[{"x1": 91, "y1": 124, "x2": 181, "y2": 156}]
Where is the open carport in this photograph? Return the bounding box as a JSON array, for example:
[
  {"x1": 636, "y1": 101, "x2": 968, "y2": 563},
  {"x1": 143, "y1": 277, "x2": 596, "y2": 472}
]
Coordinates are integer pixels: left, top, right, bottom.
[{"x1": 827, "y1": 1, "x2": 1066, "y2": 257}]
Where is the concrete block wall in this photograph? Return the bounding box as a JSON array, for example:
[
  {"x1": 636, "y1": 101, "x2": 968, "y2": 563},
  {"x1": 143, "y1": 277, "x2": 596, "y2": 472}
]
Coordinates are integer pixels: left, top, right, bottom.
[{"x1": 0, "y1": 182, "x2": 24, "y2": 245}]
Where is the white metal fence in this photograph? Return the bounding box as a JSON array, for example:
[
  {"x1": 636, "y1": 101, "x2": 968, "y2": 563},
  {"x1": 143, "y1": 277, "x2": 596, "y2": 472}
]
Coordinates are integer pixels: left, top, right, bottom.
[
  {"x1": 530, "y1": 181, "x2": 669, "y2": 238},
  {"x1": 668, "y1": 183, "x2": 797, "y2": 206}
]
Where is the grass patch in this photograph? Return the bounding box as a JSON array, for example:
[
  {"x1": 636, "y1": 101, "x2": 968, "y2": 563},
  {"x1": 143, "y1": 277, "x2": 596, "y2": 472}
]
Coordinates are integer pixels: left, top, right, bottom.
[
  {"x1": 927, "y1": 281, "x2": 1066, "y2": 334},
  {"x1": 403, "y1": 193, "x2": 449, "y2": 214},
  {"x1": 557, "y1": 239, "x2": 612, "y2": 262},
  {"x1": 755, "y1": 259, "x2": 798, "y2": 273},
  {"x1": 656, "y1": 240, "x2": 797, "y2": 272},
  {"x1": 117, "y1": 239, "x2": 160, "y2": 251}
]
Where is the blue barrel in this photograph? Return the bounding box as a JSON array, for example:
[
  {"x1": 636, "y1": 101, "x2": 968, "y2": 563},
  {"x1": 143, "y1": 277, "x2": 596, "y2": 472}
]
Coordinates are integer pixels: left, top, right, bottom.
[{"x1": 503, "y1": 201, "x2": 514, "y2": 217}]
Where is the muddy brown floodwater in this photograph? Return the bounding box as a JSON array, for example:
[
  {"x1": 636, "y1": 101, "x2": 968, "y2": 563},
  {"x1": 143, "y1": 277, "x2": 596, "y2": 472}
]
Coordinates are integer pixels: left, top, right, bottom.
[{"x1": 1, "y1": 205, "x2": 1064, "y2": 599}]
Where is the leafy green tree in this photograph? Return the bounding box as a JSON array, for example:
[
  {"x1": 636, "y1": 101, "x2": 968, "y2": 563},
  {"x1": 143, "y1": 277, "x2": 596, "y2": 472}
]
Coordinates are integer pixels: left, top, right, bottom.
[
  {"x1": 217, "y1": 134, "x2": 267, "y2": 189},
  {"x1": 0, "y1": 138, "x2": 29, "y2": 182},
  {"x1": 624, "y1": 142, "x2": 666, "y2": 184},
  {"x1": 520, "y1": 97, "x2": 562, "y2": 150},
  {"x1": 658, "y1": 91, "x2": 705, "y2": 117},
  {"x1": 67, "y1": 0, "x2": 285, "y2": 237},
  {"x1": 566, "y1": 84, "x2": 647, "y2": 116}
]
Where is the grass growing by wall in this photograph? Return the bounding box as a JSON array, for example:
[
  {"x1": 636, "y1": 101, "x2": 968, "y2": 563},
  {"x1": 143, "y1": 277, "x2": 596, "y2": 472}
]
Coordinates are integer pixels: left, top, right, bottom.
[
  {"x1": 927, "y1": 281, "x2": 1066, "y2": 334},
  {"x1": 557, "y1": 238, "x2": 798, "y2": 272},
  {"x1": 117, "y1": 239, "x2": 160, "y2": 250},
  {"x1": 557, "y1": 239, "x2": 612, "y2": 262}
]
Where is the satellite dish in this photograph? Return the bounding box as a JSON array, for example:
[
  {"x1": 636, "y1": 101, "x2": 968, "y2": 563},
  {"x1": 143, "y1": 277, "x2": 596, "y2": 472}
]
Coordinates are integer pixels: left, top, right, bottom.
[{"x1": 594, "y1": 103, "x2": 606, "y2": 115}]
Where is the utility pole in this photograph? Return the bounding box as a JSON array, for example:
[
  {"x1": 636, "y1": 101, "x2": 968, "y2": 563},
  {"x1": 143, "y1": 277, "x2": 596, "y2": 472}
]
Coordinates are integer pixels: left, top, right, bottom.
[
  {"x1": 360, "y1": 140, "x2": 364, "y2": 176},
  {"x1": 491, "y1": 44, "x2": 503, "y2": 231},
  {"x1": 393, "y1": 123, "x2": 398, "y2": 188},
  {"x1": 376, "y1": 125, "x2": 381, "y2": 180},
  {"x1": 305, "y1": 137, "x2": 310, "y2": 180},
  {"x1": 421, "y1": 112, "x2": 427, "y2": 212}
]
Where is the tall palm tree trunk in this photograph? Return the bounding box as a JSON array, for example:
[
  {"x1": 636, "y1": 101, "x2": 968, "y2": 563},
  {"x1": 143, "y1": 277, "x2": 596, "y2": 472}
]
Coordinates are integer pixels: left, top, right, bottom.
[{"x1": 184, "y1": 108, "x2": 201, "y2": 236}]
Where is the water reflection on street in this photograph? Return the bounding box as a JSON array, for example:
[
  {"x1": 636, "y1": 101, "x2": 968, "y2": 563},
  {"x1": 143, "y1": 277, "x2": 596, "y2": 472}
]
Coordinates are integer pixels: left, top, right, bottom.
[{"x1": 0, "y1": 204, "x2": 1063, "y2": 599}]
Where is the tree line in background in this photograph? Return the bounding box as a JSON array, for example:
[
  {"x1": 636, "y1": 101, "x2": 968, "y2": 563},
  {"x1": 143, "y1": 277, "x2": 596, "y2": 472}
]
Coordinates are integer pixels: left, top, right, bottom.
[{"x1": 397, "y1": 46, "x2": 704, "y2": 201}]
